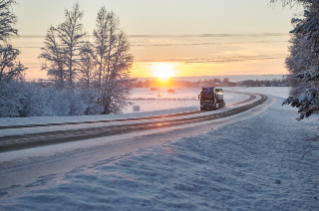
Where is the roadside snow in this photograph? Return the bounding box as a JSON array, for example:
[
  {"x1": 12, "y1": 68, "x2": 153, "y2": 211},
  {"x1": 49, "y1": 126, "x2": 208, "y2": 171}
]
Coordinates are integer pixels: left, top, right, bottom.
[
  {"x1": 128, "y1": 86, "x2": 291, "y2": 100},
  {"x1": 124, "y1": 87, "x2": 290, "y2": 114},
  {"x1": 0, "y1": 90, "x2": 247, "y2": 127},
  {"x1": 0, "y1": 106, "x2": 197, "y2": 127},
  {"x1": 223, "y1": 86, "x2": 290, "y2": 99},
  {"x1": 1, "y1": 93, "x2": 318, "y2": 210},
  {"x1": 0, "y1": 87, "x2": 287, "y2": 127}
]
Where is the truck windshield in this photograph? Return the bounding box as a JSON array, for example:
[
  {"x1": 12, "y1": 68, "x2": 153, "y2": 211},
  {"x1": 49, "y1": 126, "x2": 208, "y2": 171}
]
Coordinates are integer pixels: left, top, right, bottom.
[{"x1": 201, "y1": 93, "x2": 214, "y2": 100}]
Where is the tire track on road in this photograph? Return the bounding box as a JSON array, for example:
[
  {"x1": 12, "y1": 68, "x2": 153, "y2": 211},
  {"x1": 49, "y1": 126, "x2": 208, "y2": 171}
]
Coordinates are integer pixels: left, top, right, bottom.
[{"x1": 0, "y1": 92, "x2": 255, "y2": 130}]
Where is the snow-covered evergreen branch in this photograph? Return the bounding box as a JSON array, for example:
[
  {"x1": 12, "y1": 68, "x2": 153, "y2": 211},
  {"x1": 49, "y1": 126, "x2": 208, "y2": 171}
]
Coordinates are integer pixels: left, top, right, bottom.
[{"x1": 272, "y1": 0, "x2": 319, "y2": 120}]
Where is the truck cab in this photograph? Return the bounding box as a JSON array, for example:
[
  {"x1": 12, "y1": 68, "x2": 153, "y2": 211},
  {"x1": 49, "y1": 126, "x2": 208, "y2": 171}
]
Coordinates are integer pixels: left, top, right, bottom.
[{"x1": 198, "y1": 87, "x2": 225, "y2": 111}]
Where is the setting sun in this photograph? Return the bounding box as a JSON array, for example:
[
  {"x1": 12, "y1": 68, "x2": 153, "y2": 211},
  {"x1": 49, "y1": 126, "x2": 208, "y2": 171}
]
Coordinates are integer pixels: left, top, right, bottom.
[{"x1": 152, "y1": 63, "x2": 176, "y2": 79}]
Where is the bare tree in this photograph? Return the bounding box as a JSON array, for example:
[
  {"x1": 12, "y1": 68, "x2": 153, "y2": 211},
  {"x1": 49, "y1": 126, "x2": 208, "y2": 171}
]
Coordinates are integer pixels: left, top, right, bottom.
[
  {"x1": 93, "y1": 8, "x2": 134, "y2": 114},
  {"x1": 93, "y1": 6, "x2": 109, "y2": 89},
  {"x1": 103, "y1": 31, "x2": 134, "y2": 114},
  {"x1": 78, "y1": 42, "x2": 95, "y2": 88},
  {"x1": 0, "y1": 0, "x2": 17, "y2": 41},
  {"x1": 39, "y1": 27, "x2": 65, "y2": 88},
  {"x1": 269, "y1": 0, "x2": 307, "y2": 7},
  {"x1": 0, "y1": 0, "x2": 26, "y2": 83},
  {"x1": 56, "y1": 3, "x2": 85, "y2": 88},
  {"x1": 0, "y1": 44, "x2": 26, "y2": 82}
]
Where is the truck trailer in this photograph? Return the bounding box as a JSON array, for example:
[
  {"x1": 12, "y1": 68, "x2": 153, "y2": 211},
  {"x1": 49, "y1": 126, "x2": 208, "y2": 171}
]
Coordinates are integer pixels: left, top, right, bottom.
[{"x1": 198, "y1": 87, "x2": 225, "y2": 111}]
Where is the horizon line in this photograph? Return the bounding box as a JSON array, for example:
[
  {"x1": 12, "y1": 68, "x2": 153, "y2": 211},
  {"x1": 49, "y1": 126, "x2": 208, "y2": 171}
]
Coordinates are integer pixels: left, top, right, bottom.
[{"x1": 18, "y1": 33, "x2": 290, "y2": 39}]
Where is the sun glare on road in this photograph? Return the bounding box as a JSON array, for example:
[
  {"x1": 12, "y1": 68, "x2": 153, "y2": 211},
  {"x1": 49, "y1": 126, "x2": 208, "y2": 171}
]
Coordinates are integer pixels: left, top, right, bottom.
[{"x1": 152, "y1": 63, "x2": 176, "y2": 79}]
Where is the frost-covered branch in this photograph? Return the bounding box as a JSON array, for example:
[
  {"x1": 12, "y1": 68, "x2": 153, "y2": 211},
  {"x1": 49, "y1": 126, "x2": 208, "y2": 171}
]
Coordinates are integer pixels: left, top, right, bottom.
[
  {"x1": 55, "y1": 3, "x2": 85, "y2": 88},
  {"x1": 78, "y1": 42, "x2": 95, "y2": 88},
  {"x1": 93, "y1": 8, "x2": 134, "y2": 114},
  {"x1": 0, "y1": 0, "x2": 17, "y2": 41},
  {"x1": 39, "y1": 27, "x2": 65, "y2": 88},
  {"x1": 0, "y1": 44, "x2": 26, "y2": 83},
  {"x1": 271, "y1": 0, "x2": 319, "y2": 120}
]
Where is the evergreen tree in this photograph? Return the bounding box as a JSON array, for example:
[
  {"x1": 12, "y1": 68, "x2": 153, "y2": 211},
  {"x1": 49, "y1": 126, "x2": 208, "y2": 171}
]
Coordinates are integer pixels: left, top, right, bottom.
[{"x1": 272, "y1": 0, "x2": 319, "y2": 120}]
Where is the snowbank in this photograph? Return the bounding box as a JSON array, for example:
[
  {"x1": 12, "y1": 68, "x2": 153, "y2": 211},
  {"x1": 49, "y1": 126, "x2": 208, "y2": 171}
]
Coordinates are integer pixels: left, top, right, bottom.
[
  {"x1": 223, "y1": 86, "x2": 290, "y2": 99},
  {"x1": 0, "y1": 89, "x2": 248, "y2": 127},
  {"x1": 1, "y1": 95, "x2": 318, "y2": 210}
]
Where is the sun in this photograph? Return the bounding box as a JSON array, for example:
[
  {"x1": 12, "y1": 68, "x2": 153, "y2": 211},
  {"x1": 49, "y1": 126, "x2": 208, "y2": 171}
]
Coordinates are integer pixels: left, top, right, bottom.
[{"x1": 152, "y1": 63, "x2": 176, "y2": 79}]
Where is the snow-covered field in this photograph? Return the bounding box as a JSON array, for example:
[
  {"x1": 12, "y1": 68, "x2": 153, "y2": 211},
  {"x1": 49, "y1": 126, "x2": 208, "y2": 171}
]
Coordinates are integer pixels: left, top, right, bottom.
[
  {"x1": 2, "y1": 87, "x2": 319, "y2": 210},
  {"x1": 0, "y1": 87, "x2": 250, "y2": 127},
  {"x1": 126, "y1": 87, "x2": 290, "y2": 113},
  {"x1": 124, "y1": 87, "x2": 248, "y2": 113},
  {"x1": 0, "y1": 87, "x2": 289, "y2": 127},
  {"x1": 223, "y1": 86, "x2": 290, "y2": 99}
]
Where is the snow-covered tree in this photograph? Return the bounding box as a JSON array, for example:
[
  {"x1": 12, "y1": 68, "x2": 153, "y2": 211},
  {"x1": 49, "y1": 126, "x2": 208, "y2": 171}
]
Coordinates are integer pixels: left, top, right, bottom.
[
  {"x1": 39, "y1": 27, "x2": 65, "y2": 88},
  {"x1": 285, "y1": 34, "x2": 312, "y2": 96},
  {"x1": 40, "y1": 3, "x2": 85, "y2": 88},
  {"x1": 55, "y1": 3, "x2": 85, "y2": 88},
  {"x1": 0, "y1": 44, "x2": 26, "y2": 83},
  {"x1": 93, "y1": 7, "x2": 134, "y2": 114},
  {"x1": 78, "y1": 42, "x2": 95, "y2": 88},
  {"x1": 93, "y1": 6, "x2": 109, "y2": 89},
  {"x1": 0, "y1": 0, "x2": 26, "y2": 84},
  {"x1": 0, "y1": 0, "x2": 17, "y2": 41},
  {"x1": 35, "y1": 5, "x2": 133, "y2": 116},
  {"x1": 0, "y1": 80, "x2": 103, "y2": 117},
  {"x1": 270, "y1": 0, "x2": 319, "y2": 120}
]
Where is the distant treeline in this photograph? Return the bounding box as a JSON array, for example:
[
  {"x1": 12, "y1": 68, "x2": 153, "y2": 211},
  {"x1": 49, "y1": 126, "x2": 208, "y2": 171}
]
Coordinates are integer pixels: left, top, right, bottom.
[
  {"x1": 239, "y1": 78, "x2": 288, "y2": 87},
  {"x1": 132, "y1": 77, "x2": 289, "y2": 88}
]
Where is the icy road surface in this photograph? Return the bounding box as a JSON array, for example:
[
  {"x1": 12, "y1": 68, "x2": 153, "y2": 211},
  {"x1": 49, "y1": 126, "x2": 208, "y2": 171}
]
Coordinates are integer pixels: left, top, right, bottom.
[{"x1": 1, "y1": 88, "x2": 319, "y2": 210}]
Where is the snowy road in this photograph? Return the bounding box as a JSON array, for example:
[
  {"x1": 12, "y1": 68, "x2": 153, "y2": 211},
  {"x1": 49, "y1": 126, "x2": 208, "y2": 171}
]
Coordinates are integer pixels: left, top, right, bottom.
[
  {"x1": 0, "y1": 92, "x2": 264, "y2": 152},
  {"x1": 1, "y1": 88, "x2": 319, "y2": 210}
]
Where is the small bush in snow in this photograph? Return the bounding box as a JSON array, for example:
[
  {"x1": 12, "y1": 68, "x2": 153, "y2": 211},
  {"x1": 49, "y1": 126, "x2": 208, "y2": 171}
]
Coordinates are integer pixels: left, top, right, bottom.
[{"x1": 0, "y1": 80, "x2": 103, "y2": 117}]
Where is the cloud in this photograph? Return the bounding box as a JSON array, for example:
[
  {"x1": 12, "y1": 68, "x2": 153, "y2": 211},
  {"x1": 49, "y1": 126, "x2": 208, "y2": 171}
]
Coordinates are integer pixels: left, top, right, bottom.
[
  {"x1": 15, "y1": 41, "x2": 288, "y2": 49},
  {"x1": 18, "y1": 33, "x2": 290, "y2": 39},
  {"x1": 16, "y1": 33, "x2": 289, "y2": 48},
  {"x1": 138, "y1": 54, "x2": 287, "y2": 63},
  {"x1": 127, "y1": 33, "x2": 290, "y2": 38},
  {"x1": 130, "y1": 41, "x2": 287, "y2": 47}
]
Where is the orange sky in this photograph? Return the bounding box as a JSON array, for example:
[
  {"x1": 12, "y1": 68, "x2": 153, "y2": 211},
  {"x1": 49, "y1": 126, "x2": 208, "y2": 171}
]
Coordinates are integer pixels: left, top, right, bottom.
[
  {"x1": 12, "y1": 0, "x2": 294, "y2": 80},
  {"x1": 17, "y1": 34, "x2": 290, "y2": 80}
]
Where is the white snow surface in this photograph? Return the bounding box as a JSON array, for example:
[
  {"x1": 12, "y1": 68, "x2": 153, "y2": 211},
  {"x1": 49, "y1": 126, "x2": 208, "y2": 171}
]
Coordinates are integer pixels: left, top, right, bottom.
[
  {"x1": 0, "y1": 88, "x2": 248, "y2": 127},
  {"x1": 223, "y1": 86, "x2": 290, "y2": 99},
  {"x1": 0, "y1": 95, "x2": 262, "y2": 138},
  {"x1": 0, "y1": 87, "x2": 290, "y2": 127},
  {"x1": 1, "y1": 88, "x2": 319, "y2": 210}
]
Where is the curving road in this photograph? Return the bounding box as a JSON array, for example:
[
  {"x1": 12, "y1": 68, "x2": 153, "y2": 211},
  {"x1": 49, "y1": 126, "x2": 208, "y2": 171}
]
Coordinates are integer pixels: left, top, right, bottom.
[{"x1": 0, "y1": 92, "x2": 267, "y2": 153}]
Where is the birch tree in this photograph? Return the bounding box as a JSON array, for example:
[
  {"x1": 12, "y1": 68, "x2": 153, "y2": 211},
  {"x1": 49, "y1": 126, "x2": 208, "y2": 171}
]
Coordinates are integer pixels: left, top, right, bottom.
[
  {"x1": 78, "y1": 42, "x2": 95, "y2": 88},
  {"x1": 56, "y1": 3, "x2": 85, "y2": 88},
  {"x1": 0, "y1": 44, "x2": 26, "y2": 82},
  {"x1": 0, "y1": 0, "x2": 18, "y2": 41},
  {"x1": 93, "y1": 6, "x2": 109, "y2": 89},
  {"x1": 0, "y1": 0, "x2": 26, "y2": 84},
  {"x1": 93, "y1": 7, "x2": 134, "y2": 114},
  {"x1": 39, "y1": 27, "x2": 65, "y2": 88}
]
